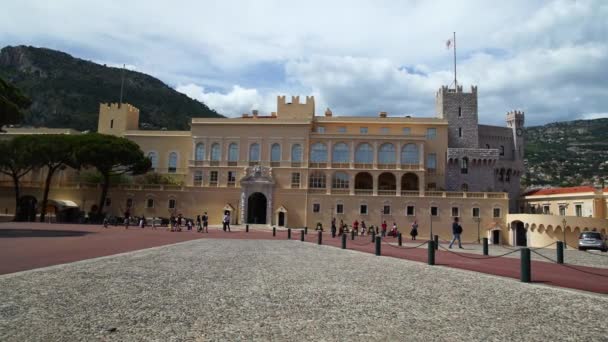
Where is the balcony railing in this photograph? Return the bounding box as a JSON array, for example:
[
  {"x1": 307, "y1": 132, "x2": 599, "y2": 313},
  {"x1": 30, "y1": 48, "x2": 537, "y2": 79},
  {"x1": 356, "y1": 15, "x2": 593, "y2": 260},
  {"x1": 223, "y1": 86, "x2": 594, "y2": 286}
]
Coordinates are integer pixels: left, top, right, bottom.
[
  {"x1": 308, "y1": 188, "x2": 326, "y2": 194},
  {"x1": 270, "y1": 161, "x2": 281, "y2": 167},
  {"x1": 401, "y1": 190, "x2": 419, "y2": 196},
  {"x1": 291, "y1": 161, "x2": 302, "y2": 168},
  {"x1": 291, "y1": 183, "x2": 300, "y2": 189},
  {"x1": 400, "y1": 163, "x2": 420, "y2": 170},
  {"x1": 354, "y1": 163, "x2": 373, "y2": 169},
  {"x1": 355, "y1": 189, "x2": 373, "y2": 195},
  {"x1": 227, "y1": 181, "x2": 236, "y2": 187},
  {"x1": 331, "y1": 188, "x2": 350, "y2": 194},
  {"x1": 209, "y1": 160, "x2": 220, "y2": 166},
  {"x1": 331, "y1": 162, "x2": 350, "y2": 168},
  {"x1": 378, "y1": 189, "x2": 396, "y2": 196},
  {"x1": 377, "y1": 163, "x2": 397, "y2": 170},
  {"x1": 227, "y1": 161, "x2": 238, "y2": 166},
  {"x1": 309, "y1": 162, "x2": 327, "y2": 168}
]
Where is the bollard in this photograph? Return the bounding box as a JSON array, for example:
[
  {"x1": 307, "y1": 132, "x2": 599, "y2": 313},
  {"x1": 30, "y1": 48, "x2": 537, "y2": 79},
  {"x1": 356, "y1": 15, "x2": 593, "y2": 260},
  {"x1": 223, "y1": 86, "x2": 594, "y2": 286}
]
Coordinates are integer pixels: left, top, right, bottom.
[
  {"x1": 375, "y1": 236, "x2": 381, "y2": 256},
  {"x1": 482, "y1": 238, "x2": 489, "y2": 256},
  {"x1": 342, "y1": 233, "x2": 347, "y2": 249},
  {"x1": 351, "y1": 230, "x2": 355, "y2": 241},
  {"x1": 398, "y1": 233, "x2": 402, "y2": 246},
  {"x1": 434, "y1": 235, "x2": 439, "y2": 250},
  {"x1": 304, "y1": 226, "x2": 308, "y2": 235},
  {"x1": 521, "y1": 248, "x2": 531, "y2": 283},
  {"x1": 317, "y1": 231, "x2": 322, "y2": 245},
  {"x1": 246, "y1": 224, "x2": 249, "y2": 233},
  {"x1": 273, "y1": 227, "x2": 276, "y2": 237},
  {"x1": 288, "y1": 228, "x2": 292, "y2": 240},
  {"x1": 300, "y1": 229, "x2": 305, "y2": 242},
  {"x1": 428, "y1": 240, "x2": 435, "y2": 265},
  {"x1": 371, "y1": 231, "x2": 376, "y2": 243},
  {"x1": 556, "y1": 241, "x2": 564, "y2": 264}
]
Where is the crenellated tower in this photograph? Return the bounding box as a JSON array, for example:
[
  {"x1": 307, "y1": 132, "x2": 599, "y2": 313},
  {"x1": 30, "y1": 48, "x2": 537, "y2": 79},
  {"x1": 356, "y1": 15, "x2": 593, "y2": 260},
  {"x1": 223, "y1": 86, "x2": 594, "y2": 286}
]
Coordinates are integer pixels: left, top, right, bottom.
[
  {"x1": 506, "y1": 110, "x2": 525, "y2": 161},
  {"x1": 97, "y1": 103, "x2": 140, "y2": 136},
  {"x1": 436, "y1": 85, "x2": 479, "y2": 148}
]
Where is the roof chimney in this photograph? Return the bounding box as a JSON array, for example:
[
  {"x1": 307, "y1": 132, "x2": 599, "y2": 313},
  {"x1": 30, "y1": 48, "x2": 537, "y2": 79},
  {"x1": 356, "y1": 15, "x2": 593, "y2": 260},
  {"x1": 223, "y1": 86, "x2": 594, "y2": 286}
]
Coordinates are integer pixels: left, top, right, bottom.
[
  {"x1": 252, "y1": 110, "x2": 259, "y2": 118},
  {"x1": 325, "y1": 108, "x2": 333, "y2": 117},
  {"x1": 379, "y1": 111, "x2": 387, "y2": 118},
  {"x1": 242, "y1": 113, "x2": 249, "y2": 118}
]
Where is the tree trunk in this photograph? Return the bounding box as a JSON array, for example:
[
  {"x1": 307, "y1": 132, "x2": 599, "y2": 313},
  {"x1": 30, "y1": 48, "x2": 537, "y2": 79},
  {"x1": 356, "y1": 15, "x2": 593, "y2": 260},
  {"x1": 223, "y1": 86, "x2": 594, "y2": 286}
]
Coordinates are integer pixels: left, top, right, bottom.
[
  {"x1": 39, "y1": 165, "x2": 57, "y2": 222},
  {"x1": 11, "y1": 171, "x2": 20, "y2": 221},
  {"x1": 97, "y1": 173, "x2": 110, "y2": 216}
]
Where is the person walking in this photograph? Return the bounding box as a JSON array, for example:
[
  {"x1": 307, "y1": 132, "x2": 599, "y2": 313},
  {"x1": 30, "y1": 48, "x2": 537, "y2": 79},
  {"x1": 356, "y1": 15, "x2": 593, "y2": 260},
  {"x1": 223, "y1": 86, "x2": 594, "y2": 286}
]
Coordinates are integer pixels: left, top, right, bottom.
[
  {"x1": 223, "y1": 212, "x2": 231, "y2": 232},
  {"x1": 352, "y1": 220, "x2": 359, "y2": 235},
  {"x1": 331, "y1": 218, "x2": 337, "y2": 237},
  {"x1": 381, "y1": 221, "x2": 387, "y2": 237},
  {"x1": 410, "y1": 220, "x2": 419, "y2": 241},
  {"x1": 360, "y1": 220, "x2": 367, "y2": 236},
  {"x1": 196, "y1": 215, "x2": 202, "y2": 232},
  {"x1": 449, "y1": 217, "x2": 463, "y2": 249},
  {"x1": 124, "y1": 209, "x2": 130, "y2": 229},
  {"x1": 202, "y1": 212, "x2": 209, "y2": 233}
]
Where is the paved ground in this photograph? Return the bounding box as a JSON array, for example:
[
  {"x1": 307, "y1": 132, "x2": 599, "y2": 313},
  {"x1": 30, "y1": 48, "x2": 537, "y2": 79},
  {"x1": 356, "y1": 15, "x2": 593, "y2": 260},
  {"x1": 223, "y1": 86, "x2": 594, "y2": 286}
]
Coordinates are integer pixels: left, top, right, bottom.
[{"x1": 1, "y1": 239, "x2": 606, "y2": 341}]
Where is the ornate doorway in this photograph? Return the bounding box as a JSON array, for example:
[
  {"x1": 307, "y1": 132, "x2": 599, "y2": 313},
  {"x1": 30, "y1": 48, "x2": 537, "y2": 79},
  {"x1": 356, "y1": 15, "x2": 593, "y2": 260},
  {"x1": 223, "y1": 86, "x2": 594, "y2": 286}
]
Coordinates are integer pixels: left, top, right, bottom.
[
  {"x1": 247, "y1": 192, "x2": 267, "y2": 224},
  {"x1": 240, "y1": 166, "x2": 275, "y2": 225}
]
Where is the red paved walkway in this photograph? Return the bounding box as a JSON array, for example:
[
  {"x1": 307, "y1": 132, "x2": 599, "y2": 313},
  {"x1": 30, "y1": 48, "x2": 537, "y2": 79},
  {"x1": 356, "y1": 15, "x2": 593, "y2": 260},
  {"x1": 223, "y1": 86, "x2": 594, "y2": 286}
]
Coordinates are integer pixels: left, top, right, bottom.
[{"x1": 1, "y1": 224, "x2": 606, "y2": 294}]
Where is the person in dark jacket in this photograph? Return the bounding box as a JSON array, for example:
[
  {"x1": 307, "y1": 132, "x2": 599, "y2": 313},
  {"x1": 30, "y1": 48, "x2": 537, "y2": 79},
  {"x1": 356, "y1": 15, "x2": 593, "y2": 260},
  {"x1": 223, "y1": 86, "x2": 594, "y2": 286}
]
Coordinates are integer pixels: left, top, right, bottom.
[{"x1": 449, "y1": 217, "x2": 463, "y2": 249}]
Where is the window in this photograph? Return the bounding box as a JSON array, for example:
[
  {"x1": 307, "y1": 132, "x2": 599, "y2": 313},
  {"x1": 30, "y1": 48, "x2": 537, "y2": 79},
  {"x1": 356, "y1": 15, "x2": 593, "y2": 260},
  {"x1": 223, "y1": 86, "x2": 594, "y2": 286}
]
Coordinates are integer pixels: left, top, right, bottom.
[
  {"x1": 406, "y1": 205, "x2": 415, "y2": 216},
  {"x1": 426, "y1": 128, "x2": 437, "y2": 140},
  {"x1": 332, "y1": 143, "x2": 350, "y2": 163},
  {"x1": 378, "y1": 143, "x2": 396, "y2": 164},
  {"x1": 486, "y1": 144, "x2": 490, "y2": 149},
  {"x1": 249, "y1": 143, "x2": 260, "y2": 162},
  {"x1": 309, "y1": 172, "x2": 326, "y2": 188},
  {"x1": 458, "y1": 127, "x2": 463, "y2": 138},
  {"x1": 427, "y1": 183, "x2": 437, "y2": 190},
  {"x1": 499, "y1": 145, "x2": 505, "y2": 156},
  {"x1": 210, "y1": 143, "x2": 221, "y2": 162},
  {"x1": 310, "y1": 143, "x2": 328, "y2": 162},
  {"x1": 575, "y1": 204, "x2": 582, "y2": 217},
  {"x1": 209, "y1": 171, "x2": 218, "y2": 185},
  {"x1": 332, "y1": 172, "x2": 349, "y2": 189},
  {"x1": 559, "y1": 205, "x2": 566, "y2": 216},
  {"x1": 105, "y1": 197, "x2": 111, "y2": 206},
  {"x1": 458, "y1": 106, "x2": 462, "y2": 117},
  {"x1": 338, "y1": 126, "x2": 346, "y2": 133},
  {"x1": 401, "y1": 143, "x2": 419, "y2": 164},
  {"x1": 383, "y1": 205, "x2": 391, "y2": 215},
  {"x1": 168, "y1": 199, "x2": 176, "y2": 209},
  {"x1": 402, "y1": 127, "x2": 411, "y2": 135},
  {"x1": 271, "y1": 143, "x2": 281, "y2": 163},
  {"x1": 380, "y1": 127, "x2": 389, "y2": 134},
  {"x1": 291, "y1": 144, "x2": 302, "y2": 162},
  {"x1": 472, "y1": 207, "x2": 480, "y2": 217},
  {"x1": 543, "y1": 205, "x2": 550, "y2": 214},
  {"x1": 427, "y1": 153, "x2": 437, "y2": 170},
  {"x1": 451, "y1": 207, "x2": 460, "y2": 217},
  {"x1": 360, "y1": 204, "x2": 368, "y2": 215},
  {"x1": 493, "y1": 208, "x2": 501, "y2": 218},
  {"x1": 355, "y1": 143, "x2": 373, "y2": 163},
  {"x1": 505, "y1": 170, "x2": 511, "y2": 182},
  {"x1": 228, "y1": 143, "x2": 239, "y2": 163},
  {"x1": 431, "y1": 206, "x2": 439, "y2": 216},
  {"x1": 360, "y1": 127, "x2": 368, "y2": 134},
  {"x1": 291, "y1": 172, "x2": 301, "y2": 188},
  {"x1": 313, "y1": 203, "x2": 320, "y2": 213},
  {"x1": 146, "y1": 198, "x2": 154, "y2": 208},
  {"x1": 316, "y1": 126, "x2": 325, "y2": 133},
  {"x1": 195, "y1": 143, "x2": 205, "y2": 161},
  {"x1": 147, "y1": 151, "x2": 158, "y2": 170},
  {"x1": 227, "y1": 171, "x2": 236, "y2": 184},
  {"x1": 168, "y1": 152, "x2": 178, "y2": 173},
  {"x1": 461, "y1": 157, "x2": 468, "y2": 174},
  {"x1": 336, "y1": 204, "x2": 344, "y2": 214},
  {"x1": 110, "y1": 119, "x2": 114, "y2": 129},
  {"x1": 193, "y1": 170, "x2": 203, "y2": 185}
]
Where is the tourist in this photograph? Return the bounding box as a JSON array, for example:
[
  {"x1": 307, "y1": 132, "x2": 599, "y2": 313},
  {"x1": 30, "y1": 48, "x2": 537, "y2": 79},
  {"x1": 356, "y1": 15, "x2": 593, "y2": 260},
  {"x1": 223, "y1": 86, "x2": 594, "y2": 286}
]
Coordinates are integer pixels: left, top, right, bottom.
[
  {"x1": 390, "y1": 222, "x2": 398, "y2": 237},
  {"x1": 330, "y1": 219, "x2": 336, "y2": 237},
  {"x1": 102, "y1": 216, "x2": 109, "y2": 228},
  {"x1": 186, "y1": 219, "x2": 192, "y2": 231},
  {"x1": 139, "y1": 216, "x2": 145, "y2": 228},
  {"x1": 360, "y1": 220, "x2": 367, "y2": 235},
  {"x1": 449, "y1": 217, "x2": 463, "y2": 249},
  {"x1": 177, "y1": 214, "x2": 183, "y2": 230},
  {"x1": 381, "y1": 221, "x2": 387, "y2": 237},
  {"x1": 352, "y1": 220, "x2": 359, "y2": 235},
  {"x1": 196, "y1": 215, "x2": 202, "y2": 232},
  {"x1": 223, "y1": 212, "x2": 231, "y2": 232},
  {"x1": 151, "y1": 216, "x2": 157, "y2": 229},
  {"x1": 202, "y1": 212, "x2": 209, "y2": 233},
  {"x1": 410, "y1": 220, "x2": 419, "y2": 240},
  {"x1": 124, "y1": 209, "x2": 130, "y2": 229}
]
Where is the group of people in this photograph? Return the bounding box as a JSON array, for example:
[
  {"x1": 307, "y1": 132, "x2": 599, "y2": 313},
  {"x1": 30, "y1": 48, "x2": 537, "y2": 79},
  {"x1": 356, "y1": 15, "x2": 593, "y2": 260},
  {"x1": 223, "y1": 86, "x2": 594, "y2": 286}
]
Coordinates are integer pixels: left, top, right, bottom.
[
  {"x1": 328, "y1": 218, "x2": 420, "y2": 239},
  {"x1": 102, "y1": 210, "x2": 238, "y2": 234}
]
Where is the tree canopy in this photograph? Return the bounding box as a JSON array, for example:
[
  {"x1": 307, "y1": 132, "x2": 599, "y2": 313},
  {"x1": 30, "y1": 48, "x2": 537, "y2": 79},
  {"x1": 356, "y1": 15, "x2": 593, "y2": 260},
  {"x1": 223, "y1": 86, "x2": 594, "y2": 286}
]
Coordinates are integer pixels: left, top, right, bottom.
[{"x1": 0, "y1": 77, "x2": 31, "y2": 130}]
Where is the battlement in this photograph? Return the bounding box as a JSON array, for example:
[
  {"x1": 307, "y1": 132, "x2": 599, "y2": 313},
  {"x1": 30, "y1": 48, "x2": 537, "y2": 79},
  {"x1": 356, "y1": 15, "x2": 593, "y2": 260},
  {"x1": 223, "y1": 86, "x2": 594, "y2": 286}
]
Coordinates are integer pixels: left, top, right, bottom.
[
  {"x1": 436, "y1": 85, "x2": 477, "y2": 97},
  {"x1": 506, "y1": 110, "x2": 525, "y2": 120},
  {"x1": 100, "y1": 102, "x2": 140, "y2": 114},
  {"x1": 276, "y1": 95, "x2": 315, "y2": 119}
]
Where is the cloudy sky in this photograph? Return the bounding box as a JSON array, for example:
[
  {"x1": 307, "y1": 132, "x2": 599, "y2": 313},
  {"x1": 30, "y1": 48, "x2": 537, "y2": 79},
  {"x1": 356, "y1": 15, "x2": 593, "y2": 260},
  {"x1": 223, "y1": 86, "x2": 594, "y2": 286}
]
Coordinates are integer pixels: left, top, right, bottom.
[{"x1": 1, "y1": 0, "x2": 606, "y2": 126}]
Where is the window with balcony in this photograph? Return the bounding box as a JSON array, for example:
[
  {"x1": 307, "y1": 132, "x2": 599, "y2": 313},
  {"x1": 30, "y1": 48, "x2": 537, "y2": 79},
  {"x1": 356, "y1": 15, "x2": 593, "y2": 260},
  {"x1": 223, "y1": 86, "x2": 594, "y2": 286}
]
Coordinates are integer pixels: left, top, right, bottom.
[
  {"x1": 332, "y1": 143, "x2": 349, "y2": 164},
  {"x1": 249, "y1": 143, "x2": 260, "y2": 165},
  {"x1": 426, "y1": 128, "x2": 437, "y2": 140},
  {"x1": 227, "y1": 171, "x2": 236, "y2": 186},
  {"x1": 401, "y1": 143, "x2": 419, "y2": 165},
  {"x1": 168, "y1": 152, "x2": 178, "y2": 173},
  {"x1": 270, "y1": 143, "x2": 281, "y2": 166},
  {"x1": 228, "y1": 143, "x2": 238, "y2": 165},
  {"x1": 378, "y1": 143, "x2": 396, "y2": 165},
  {"x1": 209, "y1": 171, "x2": 218, "y2": 186},
  {"x1": 310, "y1": 143, "x2": 328, "y2": 164},
  {"x1": 193, "y1": 170, "x2": 203, "y2": 186},
  {"x1": 291, "y1": 144, "x2": 302, "y2": 164},
  {"x1": 195, "y1": 143, "x2": 205, "y2": 161},
  {"x1": 426, "y1": 153, "x2": 437, "y2": 172},
  {"x1": 360, "y1": 127, "x2": 368, "y2": 134},
  {"x1": 402, "y1": 127, "x2": 411, "y2": 135},
  {"x1": 331, "y1": 172, "x2": 349, "y2": 189},
  {"x1": 210, "y1": 143, "x2": 220, "y2": 165},
  {"x1": 291, "y1": 172, "x2": 300, "y2": 188},
  {"x1": 309, "y1": 172, "x2": 326, "y2": 188}
]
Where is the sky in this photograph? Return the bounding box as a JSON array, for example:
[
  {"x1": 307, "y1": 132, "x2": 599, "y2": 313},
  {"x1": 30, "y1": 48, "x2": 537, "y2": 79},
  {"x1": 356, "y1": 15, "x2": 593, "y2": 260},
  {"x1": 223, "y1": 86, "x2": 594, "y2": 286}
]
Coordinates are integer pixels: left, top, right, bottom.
[{"x1": 1, "y1": 0, "x2": 606, "y2": 126}]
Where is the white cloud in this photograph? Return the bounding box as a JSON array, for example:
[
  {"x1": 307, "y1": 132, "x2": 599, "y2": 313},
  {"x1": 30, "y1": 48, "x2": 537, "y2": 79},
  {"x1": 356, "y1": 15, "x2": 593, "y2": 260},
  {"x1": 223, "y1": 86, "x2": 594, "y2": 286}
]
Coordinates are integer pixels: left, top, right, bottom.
[
  {"x1": 176, "y1": 84, "x2": 275, "y2": 117},
  {"x1": 580, "y1": 113, "x2": 608, "y2": 120}
]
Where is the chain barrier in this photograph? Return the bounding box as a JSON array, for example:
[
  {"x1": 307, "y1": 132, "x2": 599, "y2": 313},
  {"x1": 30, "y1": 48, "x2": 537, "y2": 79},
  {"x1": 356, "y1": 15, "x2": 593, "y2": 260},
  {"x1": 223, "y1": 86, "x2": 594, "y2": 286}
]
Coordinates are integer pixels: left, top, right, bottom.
[
  {"x1": 381, "y1": 239, "x2": 430, "y2": 250},
  {"x1": 529, "y1": 242, "x2": 558, "y2": 251},
  {"x1": 437, "y1": 245, "x2": 521, "y2": 260},
  {"x1": 530, "y1": 250, "x2": 608, "y2": 279}
]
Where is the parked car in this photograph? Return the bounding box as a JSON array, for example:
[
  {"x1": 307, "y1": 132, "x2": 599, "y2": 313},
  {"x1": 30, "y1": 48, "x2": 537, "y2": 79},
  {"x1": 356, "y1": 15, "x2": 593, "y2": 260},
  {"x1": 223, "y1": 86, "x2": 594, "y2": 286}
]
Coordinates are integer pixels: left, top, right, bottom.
[{"x1": 578, "y1": 232, "x2": 607, "y2": 252}]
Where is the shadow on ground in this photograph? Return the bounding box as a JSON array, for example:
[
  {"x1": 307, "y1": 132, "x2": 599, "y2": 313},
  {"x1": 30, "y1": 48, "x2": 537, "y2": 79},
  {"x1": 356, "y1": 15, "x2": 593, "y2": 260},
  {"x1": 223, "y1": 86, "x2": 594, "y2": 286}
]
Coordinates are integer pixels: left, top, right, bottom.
[{"x1": 0, "y1": 229, "x2": 94, "y2": 238}]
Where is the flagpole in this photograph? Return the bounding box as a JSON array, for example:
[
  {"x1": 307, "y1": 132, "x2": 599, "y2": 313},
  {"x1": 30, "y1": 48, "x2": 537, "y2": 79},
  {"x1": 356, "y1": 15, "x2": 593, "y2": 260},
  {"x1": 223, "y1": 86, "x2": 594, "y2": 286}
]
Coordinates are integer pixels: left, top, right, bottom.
[
  {"x1": 453, "y1": 32, "x2": 457, "y2": 89},
  {"x1": 119, "y1": 64, "x2": 125, "y2": 108}
]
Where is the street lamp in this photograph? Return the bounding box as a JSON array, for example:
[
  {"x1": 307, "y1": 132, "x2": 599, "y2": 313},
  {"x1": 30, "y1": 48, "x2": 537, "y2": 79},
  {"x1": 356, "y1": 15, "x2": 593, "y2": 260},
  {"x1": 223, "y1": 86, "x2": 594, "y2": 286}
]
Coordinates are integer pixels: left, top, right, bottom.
[
  {"x1": 473, "y1": 217, "x2": 482, "y2": 244},
  {"x1": 562, "y1": 218, "x2": 567, "y2": 249}
]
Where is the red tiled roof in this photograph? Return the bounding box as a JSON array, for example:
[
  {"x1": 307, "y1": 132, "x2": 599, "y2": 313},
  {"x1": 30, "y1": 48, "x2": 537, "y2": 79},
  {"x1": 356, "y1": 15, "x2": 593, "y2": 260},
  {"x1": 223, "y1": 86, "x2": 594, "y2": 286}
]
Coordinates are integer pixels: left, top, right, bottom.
[{"x1": 526, "y1": 186, "x2": 596, "y2": 196}]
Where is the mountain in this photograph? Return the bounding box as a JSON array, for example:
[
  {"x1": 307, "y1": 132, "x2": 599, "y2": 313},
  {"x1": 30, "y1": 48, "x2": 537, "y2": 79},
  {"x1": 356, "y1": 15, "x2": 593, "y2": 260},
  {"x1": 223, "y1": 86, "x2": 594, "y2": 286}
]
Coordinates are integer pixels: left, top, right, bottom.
[
  {"x1": 0, "y1": 45, "x2": 222, "y2": 131},
  {"x1": 523, "y1": 118, "x2": 608, "y2": 188}
]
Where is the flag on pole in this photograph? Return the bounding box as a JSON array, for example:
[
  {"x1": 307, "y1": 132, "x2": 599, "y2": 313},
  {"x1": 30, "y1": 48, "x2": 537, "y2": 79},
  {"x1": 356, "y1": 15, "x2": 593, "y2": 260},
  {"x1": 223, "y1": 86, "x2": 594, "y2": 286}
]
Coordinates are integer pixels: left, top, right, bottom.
[{"x1": 446, "y1": 39, "x2": 452, "y2": 50}]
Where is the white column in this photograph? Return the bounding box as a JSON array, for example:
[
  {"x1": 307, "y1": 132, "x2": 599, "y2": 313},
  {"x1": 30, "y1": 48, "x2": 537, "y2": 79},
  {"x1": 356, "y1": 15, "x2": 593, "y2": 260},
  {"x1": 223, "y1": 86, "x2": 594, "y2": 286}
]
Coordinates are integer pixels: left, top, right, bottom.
[
  {"x1": 396, "y1": 143, "x2": 402, "y2": 169},
  {"x1": 327, "y1": 140, "x2": 333, "y2": 167},
  {"x1": 419, "y1": 143, "x2": 425, "y2": 169},
  {"x1": 350, "y1": 141, "x2": 355, "y2": 168},
  {"x1": 373, "y1": 141, "x2": 378, "y2": 169}
]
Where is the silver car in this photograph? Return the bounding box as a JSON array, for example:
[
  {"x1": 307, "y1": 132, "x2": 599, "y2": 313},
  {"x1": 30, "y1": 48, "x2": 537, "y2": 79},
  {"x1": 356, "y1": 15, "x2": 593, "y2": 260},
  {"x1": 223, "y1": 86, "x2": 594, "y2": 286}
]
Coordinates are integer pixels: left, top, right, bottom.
[{"x1": 578, "y1": 232, "x2": 607, "y2": 252}]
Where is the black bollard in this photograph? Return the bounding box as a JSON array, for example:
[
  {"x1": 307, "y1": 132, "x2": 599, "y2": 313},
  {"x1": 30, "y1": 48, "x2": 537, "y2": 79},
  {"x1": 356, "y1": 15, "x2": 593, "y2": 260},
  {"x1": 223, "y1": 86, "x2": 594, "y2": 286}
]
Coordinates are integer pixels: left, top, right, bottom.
[
  {"x1": 317, "y1": 231, "x2": 322, "y2": 245},
  {"x1": 398, "y1": 233, "x2": 402, "y2": 246},
  {"x1": 300, "y1": 229, "x2": 305, "y2": 242},
  {"x1": 482, "y1": 238, "x2": 489, "y2": 256},
  {"x1": 428, "y1": 240, "x2": 435, "y2": 265},
  {"x1": 342, "y1": 233, "x2": 347, "y2": 249},
  {"x1": 434, "y1": 235, "x2": 439, "y2": 250},
  {"x1": 304, "y1": 226, "x2": 308, "y2": 235},
  {"x1": 273, "y1": 227, "x2": 276, "y2": 237},
  {"x1": 556, "y1": 241, "x2": 564, "y2": 264},
  {"x1": 375, "y1": 236, "x2": 381, "y2": 256},
  {"x1": 351, "y1": 230, "x2": 355, "y2": 241},
  {"x1": 521, "y1": 248, "x2": 531, "y2": 283},
  {"x1": 288, "y1": 228, "x2": 292, "y2": 240},
  {"x1": 246, "y1": 224, "x2": 249, "y2": 233}
]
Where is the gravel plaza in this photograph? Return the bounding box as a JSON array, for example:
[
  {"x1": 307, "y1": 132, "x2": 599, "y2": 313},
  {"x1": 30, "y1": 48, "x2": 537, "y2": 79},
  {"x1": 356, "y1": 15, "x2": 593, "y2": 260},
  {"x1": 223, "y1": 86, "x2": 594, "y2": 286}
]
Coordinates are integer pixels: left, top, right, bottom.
[{"x1": 0, "y1": 224, "x2": 607, "y2": 341}]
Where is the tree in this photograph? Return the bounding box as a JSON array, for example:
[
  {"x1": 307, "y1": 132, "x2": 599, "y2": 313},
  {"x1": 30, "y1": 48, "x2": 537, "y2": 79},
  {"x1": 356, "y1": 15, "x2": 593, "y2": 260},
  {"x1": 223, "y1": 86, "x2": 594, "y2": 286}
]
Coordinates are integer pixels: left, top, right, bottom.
[
  {"x1": 73, "y1": 134, "x2": 151, "y2": 217},
  {"x1": 0, "y1": 77, "x2": 31, "y2": 131},
  {"x1": 31, "y1": 135, "x2": 77, "y2": 222},
  {"x1": 0, "y1": 136, "x2": 37, "y2": 220}
]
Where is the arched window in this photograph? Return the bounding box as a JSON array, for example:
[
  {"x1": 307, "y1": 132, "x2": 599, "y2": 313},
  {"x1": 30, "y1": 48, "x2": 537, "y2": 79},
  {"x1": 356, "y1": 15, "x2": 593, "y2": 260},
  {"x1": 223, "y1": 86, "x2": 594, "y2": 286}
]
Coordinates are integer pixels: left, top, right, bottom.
[
  {"x1": 291, "y1": 144, "x2": 302, "y2": 162},
  {"x1": 401, "y1": 143, "x2": 419, "y2": 164},
  {"x1": 332, "y1": 172, "x2": 349, "y2": 189},
  {"x1": 355, "y1": 143, "x2": 373, "y2": 164},
  {"x1": 147, "y1": 151, "x2": 158, "y2": 170},
  {"x1": 309, "y1": 171, "x2": 326, "y2": 188},
  {"x1": 461, "y1": 183, "x2": 469, "y2": 192},
  {"x1": 486, "y1": 144, "x2": 490, "y2": 149},
  {"x1": 310, "y1": 143, "x2": 327, "y2": 163},
  {"x1": 271, "y1": 143, "x2": 281, "y2": 162},
  {"x1": 249, "y1": 143, "x2": 260, "y2": 161},
  {"x1": 210, "y1": 143, "x2": 221, "y2": 161},
  {"x1": 168, "y1": 152, "x2": 178, "y2": 173},
  {"x1": 332, "y1": 143, "x2": 349, "y2": 163},
  {"x1": 195, "y1": 143, "x2": 205, "y2": 161},
  {"x1": 461, "y1": 157, "x2": 468, "y2": 174},
  {"x1": 228, "y1": 143, "x2": 239, "y2": 162},
  {"x1": 378, "y1": 143, "x2": 396, "y2": 164},
  {"x1": 500, "y1": 145, "x2": 505, "y2": 156}
]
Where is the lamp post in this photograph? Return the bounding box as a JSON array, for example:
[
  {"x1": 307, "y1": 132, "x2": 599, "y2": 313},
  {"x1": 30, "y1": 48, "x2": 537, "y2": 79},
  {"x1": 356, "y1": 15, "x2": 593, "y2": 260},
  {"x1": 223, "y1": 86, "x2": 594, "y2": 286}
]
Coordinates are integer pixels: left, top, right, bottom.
[
  {"x1": 473, "y1": 217, "x2": 482, "y2": 244},
  {"x1": 562, "y1": 218, "x2": 567, "y2": 249}
]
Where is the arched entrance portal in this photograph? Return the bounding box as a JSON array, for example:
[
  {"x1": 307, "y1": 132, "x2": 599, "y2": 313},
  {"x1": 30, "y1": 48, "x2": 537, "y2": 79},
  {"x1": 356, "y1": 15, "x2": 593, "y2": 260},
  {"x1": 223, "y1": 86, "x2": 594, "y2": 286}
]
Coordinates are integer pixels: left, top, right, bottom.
[
  {"x1": 247, "y1": 192, "x2": 267, "y2": 224},
  {"x1": 514, "y1": 221, "x2": 527, "y2": 246}
]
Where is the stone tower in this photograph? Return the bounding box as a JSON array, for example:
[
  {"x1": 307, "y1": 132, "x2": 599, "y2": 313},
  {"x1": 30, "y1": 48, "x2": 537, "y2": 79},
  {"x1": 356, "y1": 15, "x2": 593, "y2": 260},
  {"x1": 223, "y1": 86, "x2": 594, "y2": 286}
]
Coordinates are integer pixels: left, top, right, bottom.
[
  {"x1": 97, "y1": 103, "x2": 140, "y2": 136},
  {"x1": 436, "y1": 85, "x2": 479, "y2": 148},
  {"x1": 506, "y1": 110, "x2": 525, "y2": 161}
]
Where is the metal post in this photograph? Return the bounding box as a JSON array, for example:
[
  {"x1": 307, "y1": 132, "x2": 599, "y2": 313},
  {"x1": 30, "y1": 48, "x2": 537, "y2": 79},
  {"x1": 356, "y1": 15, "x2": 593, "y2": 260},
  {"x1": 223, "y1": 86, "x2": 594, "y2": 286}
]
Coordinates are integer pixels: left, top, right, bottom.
[
  {"x1": 272, "y1": 227, "x2": 276, "y2": 237},
  {"x1": 300, "y1": 229, "x2": 305, "y2": 242},
  {"x1": 317, "y1": 231, "x2": 322, "y2": 245},
  {"x1": 556, "y1": 241, "x2": 564, "y2": 264},
  {"x1": 246, "y1": 224, "x2": 249, "y2": 233},
  {"x1": 398, "y1": 233, "x2": 402, "y2": 246},
  {"x1": 375, "y1": 236, "x2": 381, "y2": 256},
  {"x1": 341, "y1": 233, "x2": 347, "y2": 249},
  {"x1": 521, "y1": 248, "x2": 531, "y2": 283},
  {"x1": 434, "y1": 235, "x2": 439, "y2": 250},
  {"x1": 288, "y1": 228, "x2": 291, "y2": 240},
  {"x1": 482, "y1": 237, "x2": 489, "y2": 256},
  {"x1": 428, "y1": 240, "x2": 435, "y2": 265},
  {"x1": 351, "y1": 230, "x2": 355, "y2": 240},
  {"x1": 304, "y1": 226, "x2": 308, "y2": 235}
]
